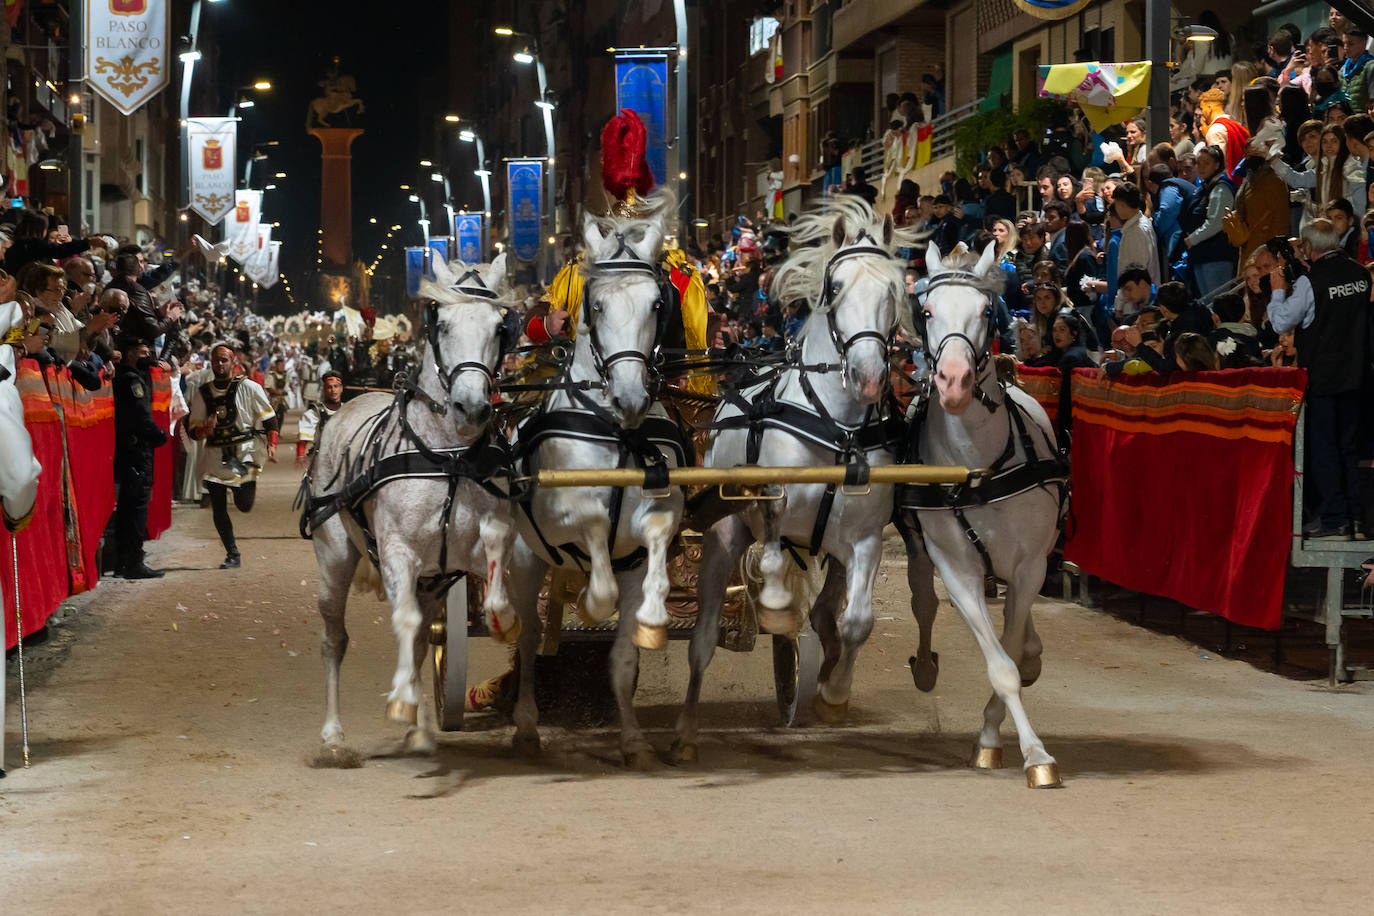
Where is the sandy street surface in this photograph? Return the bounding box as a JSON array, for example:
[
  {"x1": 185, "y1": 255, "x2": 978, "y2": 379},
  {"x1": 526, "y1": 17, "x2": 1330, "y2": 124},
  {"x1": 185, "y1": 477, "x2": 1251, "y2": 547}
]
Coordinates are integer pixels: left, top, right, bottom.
[{"x1": 4, "y1": 430, "x2": 1374, "y2": 916}]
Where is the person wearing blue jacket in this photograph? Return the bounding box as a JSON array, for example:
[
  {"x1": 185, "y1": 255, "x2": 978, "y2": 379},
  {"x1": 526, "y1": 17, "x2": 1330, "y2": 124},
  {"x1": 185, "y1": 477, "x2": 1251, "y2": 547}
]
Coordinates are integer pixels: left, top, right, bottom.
[{"x1": 1145, "y1": 163, "x2": 1196, "y2": 267}]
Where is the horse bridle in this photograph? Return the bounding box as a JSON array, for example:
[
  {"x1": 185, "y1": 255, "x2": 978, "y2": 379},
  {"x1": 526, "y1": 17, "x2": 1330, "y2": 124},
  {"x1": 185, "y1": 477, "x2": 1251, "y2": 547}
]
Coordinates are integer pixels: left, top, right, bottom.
[
  {"x1": 816, "y1": 230, "x2": 898, "y2": 382},
  {"x1": 581, "y1": 230, "x2": 668, "y2": 384},
  {"x1": 916, "y1": 270, "x2": 996, "y2": 375},
  {"x1": 424, "y1": 268, "x2": 508, "y2": 395}
]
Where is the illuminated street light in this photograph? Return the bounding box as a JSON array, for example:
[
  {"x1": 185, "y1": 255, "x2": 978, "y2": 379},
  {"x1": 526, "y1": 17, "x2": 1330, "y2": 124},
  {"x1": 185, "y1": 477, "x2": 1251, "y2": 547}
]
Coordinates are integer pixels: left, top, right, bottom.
[
  {"x1": 493, "y1": 26, "x2": 514, "y2": 36},
  {"x1": 513, "y1": 49, "x2": 535, "y2": 64}
]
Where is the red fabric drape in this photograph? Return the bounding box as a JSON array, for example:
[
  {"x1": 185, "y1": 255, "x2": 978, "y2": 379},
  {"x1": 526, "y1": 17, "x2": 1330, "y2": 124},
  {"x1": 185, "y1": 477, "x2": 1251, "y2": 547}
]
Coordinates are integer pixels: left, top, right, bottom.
[
  {"x1": 146, "y1": 367, "x2": 173, "y2": 539},
  {"x1": 59, "y1": 370, "x2": 116, "y2": 589},
  {"x1": 1063, "y1": 367, "x2": 1306, "y2": 630}
]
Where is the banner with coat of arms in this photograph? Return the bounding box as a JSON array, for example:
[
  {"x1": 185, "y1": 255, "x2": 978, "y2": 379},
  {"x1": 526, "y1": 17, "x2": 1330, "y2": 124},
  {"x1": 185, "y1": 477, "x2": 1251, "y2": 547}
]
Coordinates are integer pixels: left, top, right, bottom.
[
  {"x1": 258, "y1": 242, "x2": 282, "y2": 289},
  {"x1": 244, "y1": 224, "x2": 273, "y2": 284},
  {"x1": 84, "y1": 0, "x2": 170, "y2": 116},
  {"x1": 225, "y1": 190, "x2": 261, "y2": 264},
  {"x1": 187, "y1": 117, "x2": 236, "y2": 224}
]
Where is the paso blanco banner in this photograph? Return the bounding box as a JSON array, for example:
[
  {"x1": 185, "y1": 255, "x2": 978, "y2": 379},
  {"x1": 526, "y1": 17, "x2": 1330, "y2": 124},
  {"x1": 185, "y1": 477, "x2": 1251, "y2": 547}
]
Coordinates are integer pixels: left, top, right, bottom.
[
  {"x1": 85, "y1": 0, "x2": 170, "y2": 116},
  {"x1": 225, "y1": 190, "x2": 261, "y2": 264},
  {"x1": 259, "y1": 242, "x2": 282, "y2": 289},
  {"x1": 244, "y1": 224, "x2": 274, "y2": 284},
  {"x1": 187, "y1": 117, "x2": 236, "y2": 224}
]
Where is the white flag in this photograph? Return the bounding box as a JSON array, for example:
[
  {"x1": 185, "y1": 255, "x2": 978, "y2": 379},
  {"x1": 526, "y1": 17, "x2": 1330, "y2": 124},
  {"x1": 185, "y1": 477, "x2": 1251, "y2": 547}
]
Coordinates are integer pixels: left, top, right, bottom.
[
  {"x1": 259, "y1": 242, "x2": 282, "y2": 289},
  {"x1": 85, "y1": 0, "x2": 171, "y2": 116},
  {"x1": 187, "y1": 117, "x2": 236, "y2": 224},
  {"x1": 244, "y1": 224, "x2": 274, "y2": 284},
  {"x1": 224, "y1": 190, "x2": 261, "y2": 264}
]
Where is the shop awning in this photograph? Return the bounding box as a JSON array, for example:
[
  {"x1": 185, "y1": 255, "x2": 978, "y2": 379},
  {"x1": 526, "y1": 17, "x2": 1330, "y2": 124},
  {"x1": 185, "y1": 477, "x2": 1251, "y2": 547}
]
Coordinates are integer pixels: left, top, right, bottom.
[{"x1": 1037, "y1": 61, "x2": 1152, "y2": 131}]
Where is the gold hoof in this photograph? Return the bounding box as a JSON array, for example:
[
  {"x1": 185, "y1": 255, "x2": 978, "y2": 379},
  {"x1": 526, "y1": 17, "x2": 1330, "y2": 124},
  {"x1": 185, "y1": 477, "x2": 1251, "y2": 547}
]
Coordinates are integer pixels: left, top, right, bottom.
[
  {"x1": 385, "y1": 700, "x2": 418, "y2": 725},
  {"x1": 1025, "y1": 762, "x2": 1063, "y2": 788},
  {"x1": 668, "y1": 742, "x2": 698, "y2": 765},
  {"x1": 758, "y1": 608, "x2": 800, "y2": 637},
  {"x1": 488, "y1": 612, "x2": 521, "y2": 645},
  {"x1": 623, "y1": 748, "x2": 658, "y2": 771},
  {"x1": 810, "y1": 693, "x2": 849, "y2": 725},
  {"x1": 632, "y1": 623, "x2": 668, "y2": 650},
  {"x1": 970, "y1": 746, "x2": 1005, "y2": 770},
  {"x1": 405, "y1": 729, "x2": 435, "y2": 754}
]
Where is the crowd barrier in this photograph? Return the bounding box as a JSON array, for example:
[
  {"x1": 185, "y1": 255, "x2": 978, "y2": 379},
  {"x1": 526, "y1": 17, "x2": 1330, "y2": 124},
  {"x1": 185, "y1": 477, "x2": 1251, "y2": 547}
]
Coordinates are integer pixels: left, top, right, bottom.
[{"x1": 2, "y1": 360, "x2": 173, "y2": 650}]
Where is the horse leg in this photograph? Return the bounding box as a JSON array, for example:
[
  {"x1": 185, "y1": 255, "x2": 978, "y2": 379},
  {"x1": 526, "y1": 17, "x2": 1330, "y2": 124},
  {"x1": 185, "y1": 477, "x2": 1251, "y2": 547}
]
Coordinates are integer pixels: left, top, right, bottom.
[
  {"x1": 405, "y1": 584, "x2": 441, "y2": 755},
  {"x1": 630, "y1": 509, "x2": 677, "y2": 650},
  {"x1": 611, "y1": 570, "x2": 656, "y2": 770},
  {"x1": 314, "y1": 521, "x2": 357, "y2": 746},
  {"x1": 671, "y1": 516, "x2": 751, "y2": 764},
  {"x1": 757, "y1": 501, "x2": 794, "y2": 630},
  {"x1": 579, "y1": 513, "x2": 619, "y2": 622},
  {"x1": 381, "y1": 550, "x2": 426, "y2": 725},
  {"x1": 936, "y1": 556, "x2": 1059, "y2": 785},
  {"x1": 810, "y1": 561, "x2": 845, "y2": 685},
  {"x1": 509, "y1": 539, "x2": 547, "y2": 758},
  {"x1": 478, "y1": 513, "x2": 519, "y2": 643},
  {"x1": 813, "y1": 535, "x2": 881, "y2": 724},
  {"x1": 906, "y1": 538, "x2": 941, "y2": 693}
]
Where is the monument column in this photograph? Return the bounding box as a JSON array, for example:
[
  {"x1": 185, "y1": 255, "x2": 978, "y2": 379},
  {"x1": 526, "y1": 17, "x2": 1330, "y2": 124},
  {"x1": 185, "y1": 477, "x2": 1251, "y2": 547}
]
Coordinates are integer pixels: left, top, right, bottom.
[{"x1": 309, "y1": 127, "x2": 364, "y2": 268}]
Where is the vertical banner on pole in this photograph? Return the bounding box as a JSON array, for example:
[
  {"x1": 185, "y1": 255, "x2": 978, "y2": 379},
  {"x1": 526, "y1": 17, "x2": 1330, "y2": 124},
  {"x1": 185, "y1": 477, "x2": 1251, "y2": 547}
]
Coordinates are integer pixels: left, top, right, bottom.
[
  {"x1": 85, "y1": 0, "x2": 171, "y2": 115},
  {"x1": 186, "y1": 117, "x2": 237, "y2": 224},
  {"x1": 614, "y1": 52, "x2": 669, "y2": 187},
  {"x1": 225, "y1": 190, "x2": 262, "y2": 264},
  {"x1": 244, "y1": 224, "x2": 273, "y2": 283},
  {"x1": 259, "y1": 241, "x2": 282, "y2": 289},
  {"x1": 506, "y1": 159, "x2": 543, "y2": 263},
  {"x1": 426, "y1": 237, "x2": 449, "y2": 266},
  {"x1": 455, "y1": 212, "x2": 483, "y2": 263},
  {"x1": 405, "y1": 246, "x2": 429, "y2": 299}
]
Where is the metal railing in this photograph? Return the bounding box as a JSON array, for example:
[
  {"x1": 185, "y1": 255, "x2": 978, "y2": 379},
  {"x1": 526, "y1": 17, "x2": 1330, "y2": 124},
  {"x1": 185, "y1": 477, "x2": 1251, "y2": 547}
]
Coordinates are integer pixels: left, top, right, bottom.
[{"x1": 857, "y1": 98, "x2": 982, "y2": 179}]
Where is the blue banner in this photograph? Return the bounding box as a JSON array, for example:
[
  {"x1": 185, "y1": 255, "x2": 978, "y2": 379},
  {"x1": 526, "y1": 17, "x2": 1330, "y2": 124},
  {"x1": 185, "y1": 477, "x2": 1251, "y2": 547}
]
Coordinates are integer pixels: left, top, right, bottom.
[
  {"x1": 506, "y1": 160, "x2": 543, "y2": 263},
  {"x1": 455, "y1": 213, "x2": 483, "y2": 263},
  {"x1": 405, "y1": 246, "x2": 428, "y2": 299},
  {"x1": 615, "y1": 54, "x2": 669, "y2": 187},
  {"x1": 427, "y1": 236, "x2": 449, "y2": 267}
]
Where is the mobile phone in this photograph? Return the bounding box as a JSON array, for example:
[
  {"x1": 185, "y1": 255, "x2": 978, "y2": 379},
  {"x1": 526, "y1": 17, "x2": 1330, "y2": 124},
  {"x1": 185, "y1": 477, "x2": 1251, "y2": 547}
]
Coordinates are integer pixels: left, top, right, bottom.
[
  {"x1": 57, "y1": 224, "x2": 68, "y2": 237},
  {"x1": 9, "y1": 197, "x2": 22, "y2": 208}
]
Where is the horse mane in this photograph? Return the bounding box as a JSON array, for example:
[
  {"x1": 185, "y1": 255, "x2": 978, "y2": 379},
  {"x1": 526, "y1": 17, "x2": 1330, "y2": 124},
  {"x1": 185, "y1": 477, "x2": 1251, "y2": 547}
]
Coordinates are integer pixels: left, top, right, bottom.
[
  {"x1": 419, "y1": 258, "x2": 519, "y2": 310},
  {"x1": 581, "y1": 188, "x2": 675, "y2": 281},
  {"x1": 930, "y1": 244, "x2": 1006, "y2": 298},
  {"x1": 773, "y1": 195, "x2": 914, "y2": 339}
]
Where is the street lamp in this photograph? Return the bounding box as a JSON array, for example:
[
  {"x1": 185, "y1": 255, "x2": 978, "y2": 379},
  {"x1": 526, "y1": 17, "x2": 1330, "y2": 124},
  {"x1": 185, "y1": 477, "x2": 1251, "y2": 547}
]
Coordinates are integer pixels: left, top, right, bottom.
[
  {"x1": 494, "y1": 27, "x2": 557, "y2": 275},
  {"x1": 456, "y1": 123, "x2": 493, "y2": 250}
]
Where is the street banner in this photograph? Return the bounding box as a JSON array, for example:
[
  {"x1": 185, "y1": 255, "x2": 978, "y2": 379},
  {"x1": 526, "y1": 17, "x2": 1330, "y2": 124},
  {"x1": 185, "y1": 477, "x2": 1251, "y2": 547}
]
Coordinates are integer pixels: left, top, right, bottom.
[
  {"x1": 1014, "y1": 0, "x2": 1093, "y2": 19},
  {"x1": 614, "y1": 52, "x2": 668, "y2": 186},
  {"x1": 1038, "y1": 62, "x2": 1152, "y2": 131},
  {"x1": 427, "y1": 236, "x2": 449, "y2": 267},
  {"x1": 455, "y1": 212, "x2": 482, "y2": 263},
  {"x1": 244, "y1": 224, "x2": 273, "y2": 284},
  {"x1": 506, "y1": 159, "x2": 543, "y2": 263},
  {"x1": 224, "y1": 190, "x2": 261, "y2": 264},
  {"x1": 259, "y1": 241, "x2": 282, "y2": 289},
  {"x1": 405, "y1": 246, "x2": 433, "y2": 299},
  {"x1": 187, "y1": 117, "x2": 236, "y2": 224},
  {"x1": 85, "y1": 0, "x2": 170, "y2": 116}
]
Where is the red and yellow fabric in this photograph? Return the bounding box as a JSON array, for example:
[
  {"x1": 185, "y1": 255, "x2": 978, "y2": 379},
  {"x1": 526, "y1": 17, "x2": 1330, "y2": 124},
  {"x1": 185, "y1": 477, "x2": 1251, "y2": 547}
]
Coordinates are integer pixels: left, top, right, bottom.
[
  {"x1": 1064, "y1": 367, "x2": 1306, "y2": 631},
  {"x1": 912, "y1": 123, "x2": 933, "y2": 170},
  {"x1": 1016, "y1": 365, "x2": 1061, "y2": 426}
]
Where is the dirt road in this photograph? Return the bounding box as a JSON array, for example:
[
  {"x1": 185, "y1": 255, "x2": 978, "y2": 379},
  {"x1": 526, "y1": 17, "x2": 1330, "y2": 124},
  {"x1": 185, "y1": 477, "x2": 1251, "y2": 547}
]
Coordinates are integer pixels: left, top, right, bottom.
[{"x1": 4, "y1": 445, "x2": 1373, "y2": 914}]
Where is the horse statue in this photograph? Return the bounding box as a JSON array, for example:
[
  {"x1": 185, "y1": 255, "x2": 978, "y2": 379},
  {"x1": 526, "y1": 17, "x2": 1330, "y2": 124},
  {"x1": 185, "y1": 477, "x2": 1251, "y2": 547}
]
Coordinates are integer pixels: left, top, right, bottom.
[
  {"x1": 302, "y1": 254, "x2": 518, "y2": 754},
  {"x1": 1, "y1": 300, "x2": 40, "y2": 533},
  {"x1": 507, "y1": 193, "x2": 686, "y2": 767},
  {"x1": 672, "y1": 196, "x2": 912, "y2": 762},
  {"x1": 307, "y1": 69, "x2": 365, "y2": 129},
  {"x1": 895, "y1": 242, "x2": 1069, "y2": 788}
]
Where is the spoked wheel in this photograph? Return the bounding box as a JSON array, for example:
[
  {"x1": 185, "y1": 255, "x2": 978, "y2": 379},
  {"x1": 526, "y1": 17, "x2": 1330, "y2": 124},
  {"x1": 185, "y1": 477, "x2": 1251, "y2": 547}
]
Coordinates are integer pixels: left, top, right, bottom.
[
  {"x1": 432, "y1": 579, "x2": 470, "y2": 732},
  {"x1": 771, "y1": 629, "x2": 821, "y2": 727}
]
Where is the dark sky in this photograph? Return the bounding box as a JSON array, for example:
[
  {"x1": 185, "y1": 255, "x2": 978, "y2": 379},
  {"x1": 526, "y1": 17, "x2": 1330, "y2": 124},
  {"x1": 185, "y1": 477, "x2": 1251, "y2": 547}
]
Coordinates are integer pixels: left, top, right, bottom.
[{"x1": 205, "y1": 0, "x2": 449, "y2": 310}]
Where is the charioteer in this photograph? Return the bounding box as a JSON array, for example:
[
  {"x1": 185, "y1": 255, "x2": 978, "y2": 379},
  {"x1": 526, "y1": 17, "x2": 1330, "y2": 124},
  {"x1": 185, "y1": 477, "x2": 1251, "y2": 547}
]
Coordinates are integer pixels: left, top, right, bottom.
[{"x1": 296, "y1": 369, "x2": 344, "y2": 470}]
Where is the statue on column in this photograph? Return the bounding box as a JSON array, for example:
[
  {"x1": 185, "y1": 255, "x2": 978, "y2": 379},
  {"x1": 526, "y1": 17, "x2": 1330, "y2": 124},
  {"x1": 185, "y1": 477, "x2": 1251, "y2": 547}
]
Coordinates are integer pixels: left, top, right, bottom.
[{"x1": 307, "y1": 57, "x2": 366, "y2": 129}]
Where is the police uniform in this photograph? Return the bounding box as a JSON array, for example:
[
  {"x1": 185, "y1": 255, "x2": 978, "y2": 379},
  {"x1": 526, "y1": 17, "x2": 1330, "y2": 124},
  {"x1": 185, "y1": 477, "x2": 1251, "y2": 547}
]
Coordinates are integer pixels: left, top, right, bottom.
[
  {"x1": 113, "y1": 356, "x2": 169, "y2": 577},
  {"x1": 189, "y1": 371, "x2": 277, "y2": 567}
]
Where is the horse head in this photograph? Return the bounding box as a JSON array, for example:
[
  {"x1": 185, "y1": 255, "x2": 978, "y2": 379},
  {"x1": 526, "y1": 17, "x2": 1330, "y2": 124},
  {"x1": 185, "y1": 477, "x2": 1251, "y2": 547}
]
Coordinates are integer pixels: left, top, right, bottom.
[
  {"x1": 418, "y1": 252, "x2": 513, "y2": 436},
  {"x1": 922, "y1": 242, "x2": 1000, "y2": 416},
  {"x1": 578, "y1": 200, "x2": 669, "y2": 428}
]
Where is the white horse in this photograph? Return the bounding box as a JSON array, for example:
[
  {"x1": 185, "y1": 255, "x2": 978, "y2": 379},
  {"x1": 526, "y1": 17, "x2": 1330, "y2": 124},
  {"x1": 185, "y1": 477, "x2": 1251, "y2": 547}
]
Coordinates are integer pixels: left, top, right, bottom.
[
  {"x1": 1, "y1": 300, "x2": 40, "y2": 533},
  {"x1": 899, "y1": 242, "x2": 1067, "y2": 787},
  {"x1": 508, "y1": 196, "x2": 685, "y2": 767},
  {"x1": 671, "y1": 197, "x2": 912, "y2": 762},
  {"x1": 305, "y1": 255, "x2": 517, "y2": 753}
]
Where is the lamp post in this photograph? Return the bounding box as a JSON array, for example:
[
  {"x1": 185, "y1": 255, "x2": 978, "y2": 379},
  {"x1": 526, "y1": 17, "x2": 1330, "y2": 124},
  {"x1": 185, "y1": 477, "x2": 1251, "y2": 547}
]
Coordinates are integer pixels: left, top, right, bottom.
[
  {"x1": 495, "y1": 28, "x2": 557, "y2": 276},
  {"x1": 456, "y1": 123, "x2": 493, "y2": 256}
]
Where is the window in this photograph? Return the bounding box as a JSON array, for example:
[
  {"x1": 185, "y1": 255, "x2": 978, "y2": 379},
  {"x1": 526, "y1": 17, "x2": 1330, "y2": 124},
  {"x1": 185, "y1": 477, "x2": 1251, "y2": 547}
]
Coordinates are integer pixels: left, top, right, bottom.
[{"x1": 749, "y1": 17, "x2": 780, "y2": 56}]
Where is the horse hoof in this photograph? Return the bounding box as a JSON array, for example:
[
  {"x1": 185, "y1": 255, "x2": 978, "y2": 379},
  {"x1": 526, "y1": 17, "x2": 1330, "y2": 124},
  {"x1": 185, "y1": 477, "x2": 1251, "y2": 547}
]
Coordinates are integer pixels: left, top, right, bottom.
[
  {"x1": 810, "y1": 693, "x2": 849, "y2": 725},
  {"x1": 622, "y1": 747, "x2": 658, "y2": 771},
  {"x1": 1019, "y1": 654, "x2": 1042, "y2": 688},
  {"x1": 405, "y1": 728, "x2": 436, "y2": 755},
  {"x1": 758, "y1": 608, "x2": 799, "y2": 637},
  {"x1": 512, "y1": 732, "x2": 542, "y2": 760},
  {"x1": 759, "y1": 584, "x2": 792, "y2": 612},
  {"x1": 385, "y1": 700, "x2": 418, "y2": 725},
  {"x1": 909, "y1": 652, "x2": 940, "y2": 693},
  {"x1": 488, "y1": 613, "x2": 522, "y2": 645},
  {"x1": 667, "y1": 741, "x2": 698, "y2": 765},
  {"x1": 321, "y1": 724, "x2": 345, "y2": 746},
  {"x1": 632, "y1": 623, "x2": 668, "y2": 650},
  {"x1": 969, "y1": 746, "x2": 1005, "y2": 770},
  {"x1": 1025, "y1": 762, "x2": 1063, "y2": 788}
]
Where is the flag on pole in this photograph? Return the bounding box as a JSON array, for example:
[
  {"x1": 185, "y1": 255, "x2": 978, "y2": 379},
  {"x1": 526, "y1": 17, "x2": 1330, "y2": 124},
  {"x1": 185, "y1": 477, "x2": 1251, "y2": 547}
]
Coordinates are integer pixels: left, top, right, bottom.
[
  {"x1": 224, "y1": 190, "x2": 261, "y2": 264},
  {"x1": 187, "y1": 117, "x2": 236, "y2": 224},
  {"x1": 259, "y1": 242, "x2": 282, "y2": 289},
  {"x1": 914, "y1": 123, "x2": 934, "y2": 169},
  {"x1": 85, "y1": 0, "x2": 170, "y2": 115},
  {"x1": 243, "y1": 224, "x2": 273, "y2": 284}
]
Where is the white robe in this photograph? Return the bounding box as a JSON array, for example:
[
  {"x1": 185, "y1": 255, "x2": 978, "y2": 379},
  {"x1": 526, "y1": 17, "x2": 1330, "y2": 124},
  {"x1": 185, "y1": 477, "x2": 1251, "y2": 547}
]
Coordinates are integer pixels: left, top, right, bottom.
[{"x1": 189, "y1": 377, "x2": 275, "y2": 488}]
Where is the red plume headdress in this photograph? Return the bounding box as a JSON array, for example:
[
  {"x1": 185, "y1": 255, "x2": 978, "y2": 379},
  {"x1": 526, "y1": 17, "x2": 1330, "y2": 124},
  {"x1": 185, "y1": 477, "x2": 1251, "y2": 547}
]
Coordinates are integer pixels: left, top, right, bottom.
[{"x1": 601, "y1": 108, "x2": 654, "y2": 216}]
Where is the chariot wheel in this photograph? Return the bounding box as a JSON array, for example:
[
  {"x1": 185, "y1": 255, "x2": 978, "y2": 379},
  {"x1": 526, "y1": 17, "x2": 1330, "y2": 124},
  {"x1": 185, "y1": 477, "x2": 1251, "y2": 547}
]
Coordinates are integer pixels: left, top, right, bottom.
[
  {"x1": 771, "y1": 629, "x2": 821, "y2": 727},
  {"x1": 432, "y1": 579, "x2": 471, "y2": 732}
]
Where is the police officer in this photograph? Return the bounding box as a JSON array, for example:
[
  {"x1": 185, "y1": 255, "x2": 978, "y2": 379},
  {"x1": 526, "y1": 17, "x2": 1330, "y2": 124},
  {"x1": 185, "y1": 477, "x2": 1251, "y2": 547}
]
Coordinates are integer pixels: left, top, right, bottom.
[
  {"x1": 112, "y1": 334, "x2": 169, "y2": 578},
  {"x1": 295, "y1": 370, "x2": 344, "y2": 469}
]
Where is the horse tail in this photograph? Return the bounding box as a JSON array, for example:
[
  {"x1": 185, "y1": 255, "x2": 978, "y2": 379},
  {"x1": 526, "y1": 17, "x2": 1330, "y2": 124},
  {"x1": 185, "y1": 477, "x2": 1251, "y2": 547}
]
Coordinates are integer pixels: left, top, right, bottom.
[{"x1": 350, "y1": 555, "x2": 386, "y2": 601}]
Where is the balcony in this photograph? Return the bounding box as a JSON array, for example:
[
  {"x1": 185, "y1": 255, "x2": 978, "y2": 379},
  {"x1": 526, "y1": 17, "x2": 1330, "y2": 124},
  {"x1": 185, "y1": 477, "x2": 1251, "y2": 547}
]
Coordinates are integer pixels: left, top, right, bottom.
[
  {"x1": 832, "y1": 0, "x2": 930, "y2": 52},
  {"x1": 857, "y1": 98, "x2": 980, "y2": 179}
]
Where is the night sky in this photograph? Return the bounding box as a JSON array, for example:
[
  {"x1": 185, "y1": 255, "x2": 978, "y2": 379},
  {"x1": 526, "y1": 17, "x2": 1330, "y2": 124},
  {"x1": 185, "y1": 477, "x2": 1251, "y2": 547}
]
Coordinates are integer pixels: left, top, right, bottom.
[{"x1": 205, "y1": 0, "x2": 451, "y2": 311}]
